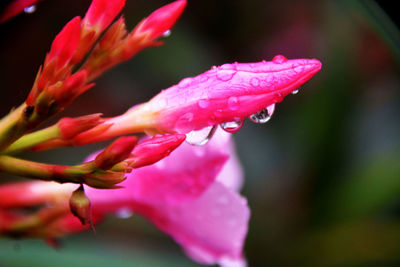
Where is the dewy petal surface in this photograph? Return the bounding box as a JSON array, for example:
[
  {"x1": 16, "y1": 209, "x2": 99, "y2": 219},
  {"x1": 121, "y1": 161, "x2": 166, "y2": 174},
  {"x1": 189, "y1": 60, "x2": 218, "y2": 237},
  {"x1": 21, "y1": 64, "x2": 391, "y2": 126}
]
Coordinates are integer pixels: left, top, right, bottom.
[{"x1": 139, "y1": 56, "x2": 321, "y2": 134}]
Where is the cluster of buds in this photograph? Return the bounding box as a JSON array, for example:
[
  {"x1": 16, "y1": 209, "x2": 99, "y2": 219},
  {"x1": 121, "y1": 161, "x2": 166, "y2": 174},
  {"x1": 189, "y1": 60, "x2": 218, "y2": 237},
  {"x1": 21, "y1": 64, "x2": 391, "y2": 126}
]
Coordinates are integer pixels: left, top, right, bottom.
[{"x1": 0, "y1": 0, "x2": 321, "y2": 265}]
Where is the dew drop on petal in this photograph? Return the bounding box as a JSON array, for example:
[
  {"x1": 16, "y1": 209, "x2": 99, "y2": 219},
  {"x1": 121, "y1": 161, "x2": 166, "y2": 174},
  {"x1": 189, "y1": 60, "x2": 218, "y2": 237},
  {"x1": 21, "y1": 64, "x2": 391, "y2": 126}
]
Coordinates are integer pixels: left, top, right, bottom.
[
  {"x1": 115, "y1": 207, "x2": 133, "y2": 219},
  {"x1": 294, "y1": 65, "x2": 304, "y2": 73},
  {"x1": 228, "y1": 96, "x2": 239, "y2": 111},
  {"x1": 216, "y1": 70, "x2": 236, "y2": 81},
  {"x1": 249, "y1": 104, "x2": 276, "y2": 124},
  {"x1": 175, "y1": 112, "x2": 194, "y2": 132},
  {"x1": 267, "y1": 103, "x2": 276, "y2": 116},
  {"x1": 272, "y1": 55, "x2": 288, "y2": 63},
  {"x1": 162, "y1": 29, "x2": 171, "y2": 37},
  {"x1": 24, "y1": 5, "x2": 36, "y2": 13},
  {"x1": 211, "y1": 65, "x2": 217, "y2": 70},
  {"x1": 250, "y1": 77, "x2": 260, "y2": 87},
  {"x1": 198, "y1": 99, "x2": 210, "y2": 109},
  {"x1": 220, "y1": 120, "x2": 243, "y2": 133},
  {"x1": 178, "y1": 78, "x2": 193, "y2": 88},
  {"x1": 292, "y1": 89, "x2": 299, "y2": 95},
  {"x1": 185, "y1": 125, "x2": 217, "y2": 146}
]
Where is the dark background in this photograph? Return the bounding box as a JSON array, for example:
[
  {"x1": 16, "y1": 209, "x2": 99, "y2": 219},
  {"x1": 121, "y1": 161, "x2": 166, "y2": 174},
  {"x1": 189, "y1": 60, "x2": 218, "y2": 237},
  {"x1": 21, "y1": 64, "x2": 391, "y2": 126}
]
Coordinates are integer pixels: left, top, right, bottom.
[{"x1": 1, "y1": 0, "x2": 400, "y2": 266}]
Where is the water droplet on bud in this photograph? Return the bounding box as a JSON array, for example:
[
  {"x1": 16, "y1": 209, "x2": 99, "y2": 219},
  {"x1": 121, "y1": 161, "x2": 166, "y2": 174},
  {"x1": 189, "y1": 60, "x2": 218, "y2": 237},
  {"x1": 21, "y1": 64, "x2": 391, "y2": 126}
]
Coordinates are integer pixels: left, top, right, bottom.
[
  {"x1": 272, "y1": 55, "x2": 288, "y2": 64},
  {"x1": 116, "y1": 207, "x2": 133, "y2": 219},
  {"x1": 220, "y1": 120, "x2": 243, "y2": 133},
  {"x1": 186, "y1": 126, "x2": 217, "y2": 146},
  {"x1": 24, "y1": 5, "x2": 36, "y2": 13},
  {"x1": 228, "y1": 96, "x2": 239, "y2": 110},
  {"x1": 249, "y1": 104, "x2": 276, "y2": 124},
  {"x1": 291, "y1": 89, "x2": 299, "y2": 95},
  {"x1": 162, "y1": 29, "x2": 171, "y2": 37},
  {"x1": 216, "y1": 70, "x2": 236, "y2": 81},
  {"x1": 198, "y1": 99, "x2": 210, "y2": 109}
]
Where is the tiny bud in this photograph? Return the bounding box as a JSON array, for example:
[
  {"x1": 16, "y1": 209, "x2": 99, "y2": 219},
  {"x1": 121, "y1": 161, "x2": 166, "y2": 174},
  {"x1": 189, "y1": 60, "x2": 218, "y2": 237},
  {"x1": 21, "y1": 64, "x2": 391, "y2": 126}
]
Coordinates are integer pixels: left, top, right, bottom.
[
  {"x1": 95, "y1": 136, "x2": 138, "y2": 170},
  {"x1": 69, "y1": 185, "x2": 93, "y2": 227}
]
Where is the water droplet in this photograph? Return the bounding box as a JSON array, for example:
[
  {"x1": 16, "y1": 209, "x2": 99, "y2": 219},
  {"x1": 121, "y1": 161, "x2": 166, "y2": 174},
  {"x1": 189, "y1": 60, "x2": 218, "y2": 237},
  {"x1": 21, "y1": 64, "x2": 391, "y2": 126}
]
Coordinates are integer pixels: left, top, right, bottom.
[
  {"x1": 291, "y1": 89, "x2": 299, "y2": 95},
  {"x1": 216, "y1": 70, "x2": 236, "y2": 81},
  {"x1": 211, "y1": 65, "x2": 217, "y2": 70},
  {"x1": 115, "y1": 207, "x2": 133, "y2": 219},
  {"x1": 162, "y1": 29, "x2": 171, "y2": 37},
  {"x1": 249, "y1": 104, "x2": 276, "y2": 124},
  {"x1": 175, "y1": 113, "x2": 194, "y2": 132},
  {"x1": 196, "y1": 74, "x2": 209, "y2": 83},
  {"x1": 24, "y1": 5, "x2": 36, "y2": 13},
  {"x1": 294, "y1": 65, "x2": 304, "y2": 73},
  {"x1": 198, "y1": 99, "x2": 209, "y2": 109},
  {"x1": 178, "y1": 77, "x2": 193, "y2": 88},
  {"x1": 250, "y1": 77, "x2": 260, "y2": 87},
  {"x1": 272, "y1": 55, "x2": 288, "y2": 63},
  {"x1": 220, "y1": 120, "x2": 243, "y2": 133},
  {"x1": 185, "y1": 125, "x2": 217, "y2": 146},
  {"x1": 228, "y1": 96, "x2": 239, "y2": 110}
]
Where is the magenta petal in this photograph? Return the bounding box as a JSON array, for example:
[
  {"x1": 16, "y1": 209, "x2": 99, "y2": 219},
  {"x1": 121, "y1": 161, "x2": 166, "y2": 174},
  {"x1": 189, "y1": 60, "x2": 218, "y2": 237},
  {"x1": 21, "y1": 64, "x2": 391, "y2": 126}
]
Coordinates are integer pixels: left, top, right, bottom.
[{"x1": 153, "y1": 181, "x2": 249, "y2": 265}]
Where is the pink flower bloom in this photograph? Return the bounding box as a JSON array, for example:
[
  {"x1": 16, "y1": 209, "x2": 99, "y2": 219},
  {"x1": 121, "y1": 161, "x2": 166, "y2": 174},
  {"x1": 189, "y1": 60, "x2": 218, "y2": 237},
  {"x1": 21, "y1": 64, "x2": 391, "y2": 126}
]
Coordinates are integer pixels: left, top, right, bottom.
[{"x1": 85, "y1": 129, "x2": 249, "y2": 266}]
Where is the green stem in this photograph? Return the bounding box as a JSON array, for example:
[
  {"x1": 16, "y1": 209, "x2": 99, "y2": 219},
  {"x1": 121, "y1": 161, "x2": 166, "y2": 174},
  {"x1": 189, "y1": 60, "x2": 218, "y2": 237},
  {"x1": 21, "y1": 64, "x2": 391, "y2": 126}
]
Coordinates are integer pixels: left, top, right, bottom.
[
  {"x1": 2, "y1": 125, "x2": 61, "y2": 155},
  {"x1": 0, "y1": 155, "x2": 87, "y2": 184},
  {"x1": 0, "y1": 103, "x2": 28, "y2": 151}
]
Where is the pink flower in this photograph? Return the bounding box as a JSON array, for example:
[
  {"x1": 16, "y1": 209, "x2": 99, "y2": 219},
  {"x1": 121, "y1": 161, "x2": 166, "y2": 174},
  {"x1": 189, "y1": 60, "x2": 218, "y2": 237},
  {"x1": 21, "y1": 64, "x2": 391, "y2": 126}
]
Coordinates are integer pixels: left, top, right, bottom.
[{"x1": 84, "y1": 129, "x2": 249, "y2": 266}]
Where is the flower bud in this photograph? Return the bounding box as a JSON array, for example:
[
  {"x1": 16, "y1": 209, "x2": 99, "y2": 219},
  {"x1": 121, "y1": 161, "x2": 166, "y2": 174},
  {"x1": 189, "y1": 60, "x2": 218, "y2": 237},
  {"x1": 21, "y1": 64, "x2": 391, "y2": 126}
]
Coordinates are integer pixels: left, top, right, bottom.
[
  {"x1": 128, "y1": 134, "x2": 186, "y2": 168},
  {"x1": 134, "y1": 56, "x2": 322, "y2": 134},
  {"x1": 58, "y1": 114, "x2": 104, "y2": 140},
  {"x1": 69, "y1": 185, "x2": 92, "y2": 226},
  {"x1": 94, "y1": 136, "x2": 138, "y2": 170},
  {"x1": 133, "y1": 0, "x2": 187, "y2": 41}
]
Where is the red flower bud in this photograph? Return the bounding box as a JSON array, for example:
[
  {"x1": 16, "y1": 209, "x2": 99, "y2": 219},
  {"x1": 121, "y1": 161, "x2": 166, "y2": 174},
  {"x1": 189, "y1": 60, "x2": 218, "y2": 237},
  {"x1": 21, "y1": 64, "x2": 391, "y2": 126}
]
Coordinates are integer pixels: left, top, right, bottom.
[
  {"x1": 129, "y1": 134, "x2": 186, "y2": 168},
  {"x1": 135, "y1": 0, "x2": 187, "y2": 40},
  {"x1": 94, "y1": 136, "x2": 138, "y2": 170},
  {"x1": 58, "y1": 114, "x2": 104, "y2": 140},
  {"x1": 47, "y1": 16, "x2": 81, "y2": 69}
]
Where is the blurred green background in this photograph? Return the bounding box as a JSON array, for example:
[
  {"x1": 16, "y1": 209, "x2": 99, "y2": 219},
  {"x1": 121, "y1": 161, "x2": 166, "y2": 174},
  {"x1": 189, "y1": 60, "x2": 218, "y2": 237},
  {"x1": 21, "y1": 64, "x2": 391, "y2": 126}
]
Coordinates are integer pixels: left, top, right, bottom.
[{"x1": 1, "y1": 0, "x2": 400, "y2": 266}]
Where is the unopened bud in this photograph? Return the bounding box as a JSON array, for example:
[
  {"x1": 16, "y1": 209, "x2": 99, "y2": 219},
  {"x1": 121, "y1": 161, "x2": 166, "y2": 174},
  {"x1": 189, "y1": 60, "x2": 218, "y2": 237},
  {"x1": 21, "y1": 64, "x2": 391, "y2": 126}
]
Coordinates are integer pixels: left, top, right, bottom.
[
  {"x1": 69, "y1": 185, "x2": 92, "y2": 227},
  {"x1": 95, "y1": 136, "x2": 137, "y2": 170},
  {"x1": 129, "y1": 134, "x2": 185, "y2": 168},
  {"x1": 58, "y1": 114, "x2": 104, "y2": 140}
]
